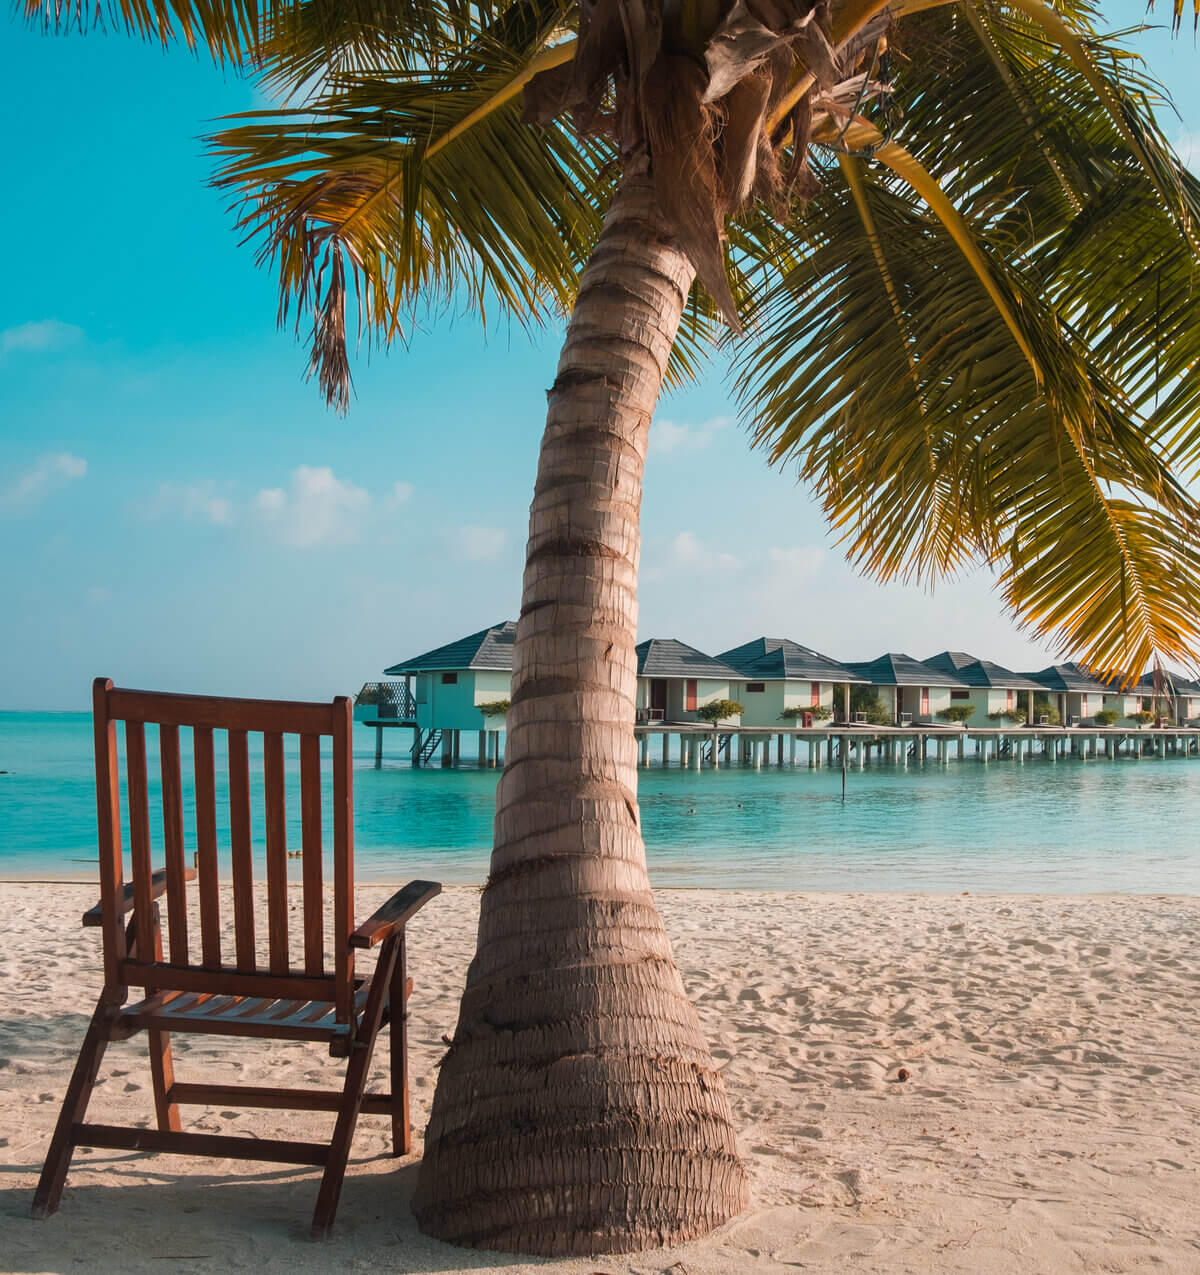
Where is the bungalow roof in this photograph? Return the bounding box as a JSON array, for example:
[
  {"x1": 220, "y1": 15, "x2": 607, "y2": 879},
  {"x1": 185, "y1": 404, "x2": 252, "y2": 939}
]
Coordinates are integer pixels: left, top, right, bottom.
[
  {"x1": 844, "y1": 653, "x2": 969, "y2": 688},
  {"x1": 1025, "y1": 662, "x2": 1110, "y2": 693},
  {"x1": 636, "y1": 638, "x2": 743, "y2": 681},
  {"x1": 1136, "y1": 669, "x2": 1200, "y2": 694},
  {"x1": 717, "y1": 636, "x2": 869, "y2": 683},
  {"x1": 385, "y1": 620, "x2": 516, "y2": 674},
  {"x1": 923, "y1": 650, "x2": 1043, "y2": 691}
]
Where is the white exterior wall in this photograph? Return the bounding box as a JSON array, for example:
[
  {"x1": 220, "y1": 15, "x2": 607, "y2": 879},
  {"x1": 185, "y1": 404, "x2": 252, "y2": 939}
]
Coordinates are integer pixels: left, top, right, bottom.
[
  {"x1": 738, "y1": 679, "x2": 836, "y2": 727},
  {"x1": 892, "y1": 684, "x2": 955, "y2": 725},
  {"x1": 414, "y1": 668, "x2": 513, "y2": 732},
  {"x1": 636, "y1": 676, "x2": 740, "y2": 724}
]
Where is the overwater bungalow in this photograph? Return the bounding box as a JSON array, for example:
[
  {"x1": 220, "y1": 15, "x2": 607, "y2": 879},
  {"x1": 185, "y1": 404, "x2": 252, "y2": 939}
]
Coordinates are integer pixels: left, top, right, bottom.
[
  {"x1": 922, "y1": 651, "x2": 1044, "y2": 725},
  {"x1": 1026, "y1": 662, "x2": 1112, "y2": 725},
  {"x1": 383, "y1": 620, "x2": 516, "y2": 763},
  {"x1": 843, "y1": 653, "x2": 969, "y2": 725},
  {"x1": 635, "y1": 639, "x2": 743, "y2": 725},
  {"x1": 717, "y1": 637, "x2": 868, "y2": 727},
  {"x1": 1136, "y1": 670, "x2": 1200, "y2": 725}
]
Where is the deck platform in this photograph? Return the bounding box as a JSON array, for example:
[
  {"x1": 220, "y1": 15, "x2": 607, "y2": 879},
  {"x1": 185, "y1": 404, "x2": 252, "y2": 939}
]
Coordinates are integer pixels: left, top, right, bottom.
[{"x1": 360, "y1": 716, "x2": 1200, "y2": 769}]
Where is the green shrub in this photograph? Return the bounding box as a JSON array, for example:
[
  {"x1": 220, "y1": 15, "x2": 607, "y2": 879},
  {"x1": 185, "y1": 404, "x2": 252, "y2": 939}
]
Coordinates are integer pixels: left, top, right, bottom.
[
  {"x1": 1132, "y1": 709, "x2": 1155, "y2": 725},
  {"x1": 1033, "y1": 697, "x2": 1060, "y2": 725},
  {"x1": 478, "y1": 699, "x2": 510, "y2": 717},
  {"x1": 937, "y1": 704, "x2": 977, "y2": 724},
  {"x1": 987, "y1": 708, "x2": 1027, "y2": 724},
  {"x1": 697, "y1": 698, "x2": 744, "y2": 724},
  {"x1": 780, "y1": 704, "x2": 833, "y2": 722},
  {"x1": 1093, "y1": 708, "x2": 1120, "y2": 726}
]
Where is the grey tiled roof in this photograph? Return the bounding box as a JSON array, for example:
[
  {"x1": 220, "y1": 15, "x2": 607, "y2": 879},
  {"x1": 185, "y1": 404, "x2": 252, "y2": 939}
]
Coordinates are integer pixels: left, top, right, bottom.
[
  {"x1": 1024, "y1": 662, "x2": 1110, "y2": 693},
  {"x1": 385, "y1": 621, "x2": 516, "y2": 674},
  {"x1": 1136, "y1": 669, "x2": 1200, "y2": 694},
  {"x1": 923, "y1": 651, "x2": 1043, "y2": 690},
  {"x1": 718, "y1": 637, "x2": 868, "y2": 683},
  {"x1": 844, "y1": 653, "x2": 969, "y2": 688},
  {"x1": 636, "y1": 638, "x2": 742, "y2": 680}
]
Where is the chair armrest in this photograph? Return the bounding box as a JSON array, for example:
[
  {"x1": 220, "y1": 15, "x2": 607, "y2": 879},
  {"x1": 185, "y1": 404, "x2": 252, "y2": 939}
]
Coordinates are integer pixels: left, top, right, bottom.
[
  {"x1": 82, "y1": 866, "x2": 197, "y2": 927},
  {"x1": 350, "y1": 879, "x2": 441, "y2": 949}
]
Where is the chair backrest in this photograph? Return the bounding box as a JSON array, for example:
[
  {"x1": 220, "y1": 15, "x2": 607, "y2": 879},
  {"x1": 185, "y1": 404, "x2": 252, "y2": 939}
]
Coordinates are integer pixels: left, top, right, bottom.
[{"x1": 91, "y1": 678, "x2": 356, "y2": 1020}]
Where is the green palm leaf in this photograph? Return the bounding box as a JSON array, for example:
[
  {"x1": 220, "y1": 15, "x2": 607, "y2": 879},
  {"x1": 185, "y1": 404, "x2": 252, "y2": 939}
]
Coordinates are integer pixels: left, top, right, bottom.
[{"x1": 734, "y1": 1, "x2": 1200, "y2": 678}]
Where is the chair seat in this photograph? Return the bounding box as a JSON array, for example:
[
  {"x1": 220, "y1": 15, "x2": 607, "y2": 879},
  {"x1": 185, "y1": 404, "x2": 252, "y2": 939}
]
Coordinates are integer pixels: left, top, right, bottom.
[{"x1": 118, "y1": 982, "x2": 373, "y2": 1044}]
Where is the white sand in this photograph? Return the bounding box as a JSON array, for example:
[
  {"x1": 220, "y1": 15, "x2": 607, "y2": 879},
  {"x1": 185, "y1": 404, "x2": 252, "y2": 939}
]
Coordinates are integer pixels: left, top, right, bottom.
[{"x1": 1, "y1": 882, "x2": 1199, "y2": 1274}]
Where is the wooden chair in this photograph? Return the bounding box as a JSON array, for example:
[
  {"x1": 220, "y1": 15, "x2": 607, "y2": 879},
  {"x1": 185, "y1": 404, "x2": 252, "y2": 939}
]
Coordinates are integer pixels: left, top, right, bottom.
[{"x1": 32, "y1": 678, "x2": 441, "y2": 1238}]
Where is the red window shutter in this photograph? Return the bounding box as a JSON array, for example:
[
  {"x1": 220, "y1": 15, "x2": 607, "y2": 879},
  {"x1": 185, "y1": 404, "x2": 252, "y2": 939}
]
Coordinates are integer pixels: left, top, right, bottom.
[
  {"x1": 921, "y1": 687, "x2": 930, "y2": 715},
  {"x1": 1007, "y1": 688, "x2": 1014, "y2": 710},
  {"x1": 811, "y1": 681, "x2": 820, "y2": 706},
  {"x1": 686, "y1": 679, "x2": 697, "y2": 712}
]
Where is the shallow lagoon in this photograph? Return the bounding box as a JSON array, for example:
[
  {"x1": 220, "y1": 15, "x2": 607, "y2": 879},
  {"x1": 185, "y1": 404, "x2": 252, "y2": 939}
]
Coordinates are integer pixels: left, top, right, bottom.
[{"x1": 2, "y1": 713, "x2": 1198, "y2": 893}]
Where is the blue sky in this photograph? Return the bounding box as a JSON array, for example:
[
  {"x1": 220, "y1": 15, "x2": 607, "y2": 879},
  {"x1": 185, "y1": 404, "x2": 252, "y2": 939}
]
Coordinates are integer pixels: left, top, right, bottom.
[{"x1": 2, "y1": 7, "x2": 1198, "y2": 710}]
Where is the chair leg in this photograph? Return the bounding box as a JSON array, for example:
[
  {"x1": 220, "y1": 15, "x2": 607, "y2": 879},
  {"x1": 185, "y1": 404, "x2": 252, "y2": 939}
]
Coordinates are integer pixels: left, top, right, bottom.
[
  {"x1": 389, "y1": 936, "x2": 410, "y2": 1156},
  {"x1": 148, "y1": 1029, "x2": 181, "y2": 1132},
  {"x1": 310, "y1": 937, "x2": 401, "y2": 1240},
  {"x1": 31, "y1": 998, "x2": 115, "y2": 1219}
]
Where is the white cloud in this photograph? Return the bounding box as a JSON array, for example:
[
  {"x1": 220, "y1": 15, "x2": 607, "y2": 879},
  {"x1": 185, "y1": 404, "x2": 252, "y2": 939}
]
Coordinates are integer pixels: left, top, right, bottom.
[
  {"x1": 650, "y1": 415, "x2": 733, "y2": 456},
  {"x1": 141, "y1": 480, "x2": 235, "y2": 527},
  {"x1": 456, "y1": 524, "x2": 508, "y2": 561},
  {"x1": 391, "y1": 480, "x2": 414, "y2": 505},
  {"x1": 668, "y1": 531, "x2": 742, "y2": 570},
  {"x1": 0, "y1": 452, "x2": 87, "y2": 515},
  {"x1": 254, "y1": 465, "x2": 368, "y2": 547},
  {"x1": 1, "y1": 319, "x2": 84, "y2": 356},
  {"x1": 767, "y1": 545, "x2": 824, "y2": 575}
]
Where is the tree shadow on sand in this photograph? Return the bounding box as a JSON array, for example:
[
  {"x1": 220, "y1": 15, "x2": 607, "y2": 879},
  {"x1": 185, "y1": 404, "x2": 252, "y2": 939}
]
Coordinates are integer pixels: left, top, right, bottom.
[{"x1": 0, "y1": 1155, "x2": 565, "y2": 1273}]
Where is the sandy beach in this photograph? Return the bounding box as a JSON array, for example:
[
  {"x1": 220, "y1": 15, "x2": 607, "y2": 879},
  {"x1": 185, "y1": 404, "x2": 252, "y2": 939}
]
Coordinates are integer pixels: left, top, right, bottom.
[{"x1": 1, "y1": 882, "x2": 1198, "y2": 1274}]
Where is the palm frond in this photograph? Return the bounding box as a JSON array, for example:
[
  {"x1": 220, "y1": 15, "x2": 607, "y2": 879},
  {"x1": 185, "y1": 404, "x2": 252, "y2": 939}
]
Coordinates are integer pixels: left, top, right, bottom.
[
  {"x1": 734, "y1": 2, "x2": 1200, "y2": 678},
  {"x1": 212, "y1": 34, "x2": 608, "y2": 409}
]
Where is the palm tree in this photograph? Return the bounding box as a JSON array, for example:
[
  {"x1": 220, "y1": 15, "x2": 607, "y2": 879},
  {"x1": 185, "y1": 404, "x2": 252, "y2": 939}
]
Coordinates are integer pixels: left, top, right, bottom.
[{"x1": 27, "y1": 0, "x2": 1200, "y2": 1255}]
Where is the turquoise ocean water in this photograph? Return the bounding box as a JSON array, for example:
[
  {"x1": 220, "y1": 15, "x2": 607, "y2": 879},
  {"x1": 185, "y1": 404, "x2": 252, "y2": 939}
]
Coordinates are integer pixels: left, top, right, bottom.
[{"x1": 2, "y1": 712, "x2": 1199, "y2": 893}]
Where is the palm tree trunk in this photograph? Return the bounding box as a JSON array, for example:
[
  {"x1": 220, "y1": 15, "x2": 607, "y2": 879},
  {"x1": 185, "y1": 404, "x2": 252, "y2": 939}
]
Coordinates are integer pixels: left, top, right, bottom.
[{"x1": 412, "y1": 165, "x2": 748, "y2": 1255}]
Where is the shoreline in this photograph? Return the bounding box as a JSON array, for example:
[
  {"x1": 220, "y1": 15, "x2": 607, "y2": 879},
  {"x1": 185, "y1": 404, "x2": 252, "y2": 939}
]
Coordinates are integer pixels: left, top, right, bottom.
[
  {"x1": 2, "y1": 872, "x2": 1199, "y2": 900},
  {"x1": 3, "y1": 883, "x2": 1199, "y2": 1272}
]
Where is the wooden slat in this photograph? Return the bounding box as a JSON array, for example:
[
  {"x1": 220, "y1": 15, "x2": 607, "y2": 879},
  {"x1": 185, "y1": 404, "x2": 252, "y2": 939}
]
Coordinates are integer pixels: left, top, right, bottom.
[
  {"x1": 331, "y1": 697, "x2": 354, "y2": 1022},
  {"x1": 119, "y1": 961, "x2": 337, "y2": 1001},
  {"x1": 72, "y1": 1123, "x2": 329, "y2": 1167},
  {"x1": 299, "y1": 733, "x2": 324, "y2": 977},
  {"x1": 263, "y1": 731, "x2": 288, "y2": 976},
  {"x1": 92, "y1": 679, "x2": 127, "y2": 992},
  {"x1": 124, "y1": 721, "x2": 155, "y2": 969},
  {"x1": 193, "y1": 727, "x2": 221, "y2": 968},
  {"x1": 108, "y1": 688, "x2": 333, "y2": 737},
  {"x1": 168, "y1": 1082, "x2": 395, "y2": 1116},
  {"x1": 158, "y1": 724, "x2": 189, "y2": 965},
  {"x1": 227, "y1": 728, "x2": 255, "y2": 971}
]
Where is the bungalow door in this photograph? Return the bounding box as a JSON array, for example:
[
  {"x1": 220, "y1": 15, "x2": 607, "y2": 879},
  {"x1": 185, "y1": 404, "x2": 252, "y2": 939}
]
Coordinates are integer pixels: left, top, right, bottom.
[{"x1": 650, "y1": 679, "x2": 667, "y2": 721}]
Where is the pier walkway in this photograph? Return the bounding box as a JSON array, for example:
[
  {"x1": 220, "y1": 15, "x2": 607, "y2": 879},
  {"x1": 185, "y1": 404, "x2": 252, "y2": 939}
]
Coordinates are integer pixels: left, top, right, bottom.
[{"x1": 360, "y1": 716, "x2": 1200, "y2": 768}]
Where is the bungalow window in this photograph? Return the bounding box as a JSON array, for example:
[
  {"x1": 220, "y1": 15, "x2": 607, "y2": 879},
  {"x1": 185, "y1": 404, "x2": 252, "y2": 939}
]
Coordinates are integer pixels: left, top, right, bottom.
[
  {"x1": 950, "y1": 690, "x2": 970, "y2": 701},
  {"x1": 920, "y1": 687, "x2": 930, "y2": 715},
  {"x1": 1006, "y1": 688, "x2": 1015, "y2": 710},
  {"x1": 1080, "y1": 694, "x2": 1089, "y2": 716},
  {"x1": 745, "y1": 682, "x2": 765, "y2": 693},
  {"x1": 685, "y1": 679, "x2": 698, "y2": 712},
  {"x1": 441, "y1": 672, "x2": 458, "y2": 685},
  {"x1": 810, "y1": 680, "x2": 821, "y2": 706}
]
